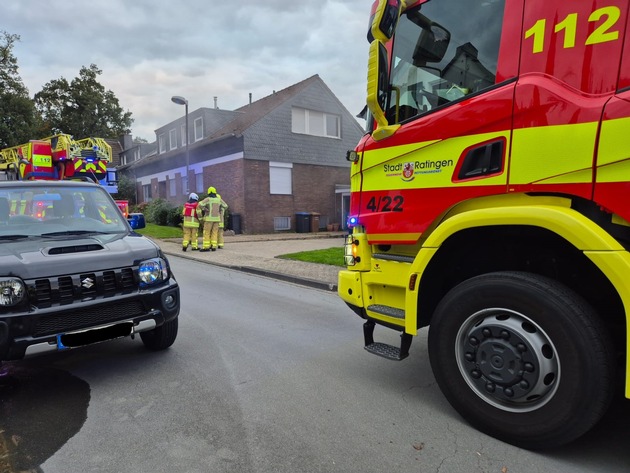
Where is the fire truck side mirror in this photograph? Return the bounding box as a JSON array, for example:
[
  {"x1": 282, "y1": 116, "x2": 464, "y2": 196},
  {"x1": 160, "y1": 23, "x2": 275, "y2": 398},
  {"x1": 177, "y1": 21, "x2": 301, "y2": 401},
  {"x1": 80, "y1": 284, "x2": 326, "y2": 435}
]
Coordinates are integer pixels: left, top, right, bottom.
[
  {"x1": 368, "y1": 0, "x2": 403, "y2": 43},
  {"x1": 366, "y1": 40, "x2": 400, "y2": 141},
  {"x1": 412, "y1": 19, "x2": 450, "y2": 64}
]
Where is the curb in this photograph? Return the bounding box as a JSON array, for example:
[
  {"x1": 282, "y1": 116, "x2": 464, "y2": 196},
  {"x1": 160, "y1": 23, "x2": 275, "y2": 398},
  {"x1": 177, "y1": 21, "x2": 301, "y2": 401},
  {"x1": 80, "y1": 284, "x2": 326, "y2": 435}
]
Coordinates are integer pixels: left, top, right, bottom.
[{"x1": 162, "y1": 249, "x2": 339, "y2": 292}]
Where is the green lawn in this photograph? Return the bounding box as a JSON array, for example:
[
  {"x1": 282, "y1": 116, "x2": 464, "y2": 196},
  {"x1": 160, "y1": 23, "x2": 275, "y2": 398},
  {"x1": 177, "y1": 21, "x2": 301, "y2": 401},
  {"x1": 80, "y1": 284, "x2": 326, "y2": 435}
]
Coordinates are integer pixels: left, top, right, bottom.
[
  {"x1": 137, "y1": 223, "x2": 345, "y2": 266},
  {"x1": 136, "y1": 223, "x2": 181, "y2": 238},
  {"x1": 277, "y1": 247, "x2": 345, "y2": 267}
]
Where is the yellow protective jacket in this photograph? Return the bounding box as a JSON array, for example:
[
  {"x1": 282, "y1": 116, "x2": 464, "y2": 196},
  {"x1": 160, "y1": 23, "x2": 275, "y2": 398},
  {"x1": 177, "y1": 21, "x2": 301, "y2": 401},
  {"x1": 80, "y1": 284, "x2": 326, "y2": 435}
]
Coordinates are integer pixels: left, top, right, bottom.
[
  {"x1": 217, "y1": 194, "x2": 228, "y2": 228},
  {"x1": 198, "y1": 194, "x2": 222, "y2": 222}
]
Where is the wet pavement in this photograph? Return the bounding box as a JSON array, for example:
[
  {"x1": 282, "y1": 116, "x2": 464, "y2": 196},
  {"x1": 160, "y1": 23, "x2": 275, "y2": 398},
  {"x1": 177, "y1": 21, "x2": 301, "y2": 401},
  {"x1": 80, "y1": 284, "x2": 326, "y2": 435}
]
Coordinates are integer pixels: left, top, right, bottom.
[{"x1": 153, "y1": 231, "x2": 346, "y2": 291}]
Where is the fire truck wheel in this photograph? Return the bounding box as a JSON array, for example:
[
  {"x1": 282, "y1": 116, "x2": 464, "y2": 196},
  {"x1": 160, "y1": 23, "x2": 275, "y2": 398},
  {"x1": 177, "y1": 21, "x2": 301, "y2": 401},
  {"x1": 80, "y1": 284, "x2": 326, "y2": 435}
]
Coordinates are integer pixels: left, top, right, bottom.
[
  {"x1": 427, "y1": 271, "x2": 615, "y2": 450},
  {"x1": 140, "y1": 317, "x2": 178, "y2": 351}
]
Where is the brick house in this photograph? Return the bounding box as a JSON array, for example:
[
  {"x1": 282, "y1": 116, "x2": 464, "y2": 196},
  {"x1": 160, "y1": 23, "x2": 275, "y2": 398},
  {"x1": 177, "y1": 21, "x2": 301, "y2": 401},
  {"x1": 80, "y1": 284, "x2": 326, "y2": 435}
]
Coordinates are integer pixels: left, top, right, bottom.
[{"x1": 120, "y1": 75, "x2": 365, "y2": 234}]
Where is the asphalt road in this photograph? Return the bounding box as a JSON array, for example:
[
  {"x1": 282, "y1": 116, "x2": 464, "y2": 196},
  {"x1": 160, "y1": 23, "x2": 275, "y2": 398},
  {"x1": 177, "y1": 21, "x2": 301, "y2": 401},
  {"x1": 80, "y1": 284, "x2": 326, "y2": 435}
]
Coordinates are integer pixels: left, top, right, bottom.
[{"x1": 1, "y1": 257, "x2": 629, "y2": 472}]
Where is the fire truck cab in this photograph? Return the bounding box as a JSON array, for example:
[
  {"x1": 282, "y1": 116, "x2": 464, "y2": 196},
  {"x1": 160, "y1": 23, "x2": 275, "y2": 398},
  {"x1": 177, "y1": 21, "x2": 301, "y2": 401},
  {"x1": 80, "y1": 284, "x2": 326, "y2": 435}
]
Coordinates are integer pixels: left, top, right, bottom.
[{"x1": 339, "y1": 0, "x2": 630, "y2": 449}]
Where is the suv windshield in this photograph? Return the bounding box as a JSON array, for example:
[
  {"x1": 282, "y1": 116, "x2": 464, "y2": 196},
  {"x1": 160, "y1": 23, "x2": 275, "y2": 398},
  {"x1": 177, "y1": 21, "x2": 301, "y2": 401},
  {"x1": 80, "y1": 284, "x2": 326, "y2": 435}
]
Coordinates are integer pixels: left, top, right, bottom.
[{"x1": 0, "y1": 184, "x2": 129, "y2": 238}]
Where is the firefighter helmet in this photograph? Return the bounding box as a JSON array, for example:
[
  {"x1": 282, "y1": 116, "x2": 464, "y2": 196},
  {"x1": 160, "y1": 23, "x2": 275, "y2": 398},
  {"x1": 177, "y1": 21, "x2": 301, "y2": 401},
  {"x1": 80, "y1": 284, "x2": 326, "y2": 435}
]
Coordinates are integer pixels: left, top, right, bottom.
[
  {"x1": 189, "y1": 192, "x2": 199, "y2": 201},
  {"x1": 207, "y1": 186, "x2": 216, "y2": 194}
]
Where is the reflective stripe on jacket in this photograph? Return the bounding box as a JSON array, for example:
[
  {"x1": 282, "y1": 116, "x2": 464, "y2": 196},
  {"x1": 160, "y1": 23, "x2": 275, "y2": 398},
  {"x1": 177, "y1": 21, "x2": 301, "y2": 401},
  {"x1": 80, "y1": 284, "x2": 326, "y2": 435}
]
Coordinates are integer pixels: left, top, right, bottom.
[{"x1": 198, "y1": 195, "x2": 222, "y2": 222}]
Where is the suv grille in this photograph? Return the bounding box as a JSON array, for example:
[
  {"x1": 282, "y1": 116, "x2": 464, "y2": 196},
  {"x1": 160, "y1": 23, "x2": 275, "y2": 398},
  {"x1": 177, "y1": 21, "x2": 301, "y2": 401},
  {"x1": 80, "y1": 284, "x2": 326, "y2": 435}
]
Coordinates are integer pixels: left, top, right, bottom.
[{"x1": 28, "y1": 267, "x2": 137, "y2": 307}]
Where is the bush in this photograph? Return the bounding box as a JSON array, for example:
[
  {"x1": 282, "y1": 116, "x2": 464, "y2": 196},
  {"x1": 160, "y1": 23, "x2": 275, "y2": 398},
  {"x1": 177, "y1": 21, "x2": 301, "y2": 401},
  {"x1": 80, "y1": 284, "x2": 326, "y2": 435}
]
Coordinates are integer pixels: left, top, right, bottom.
[
  {"x1": 167, "y1": 206, "x2": 183, "y2": 227},
  {"x1": 133, "y1": 202, "x2": 149, "y2": 215},
  {"x1": 145, "y1": 199, "x2": 175, "y2": 226}
]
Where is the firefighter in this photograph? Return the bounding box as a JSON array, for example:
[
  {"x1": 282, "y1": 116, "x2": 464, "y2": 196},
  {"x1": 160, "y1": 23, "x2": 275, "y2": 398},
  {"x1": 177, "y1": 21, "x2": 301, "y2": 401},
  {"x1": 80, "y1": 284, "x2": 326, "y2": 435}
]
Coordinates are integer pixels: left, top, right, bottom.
[
  {"x1": 216, "y1": 193, "x2": 228, "y2": 249},
  {"x1": 181, "y1": 192, "x2": 201, "y2": 251},
  {"x1": 198, "y1": 187, "x2": 222, "y2": 251}
]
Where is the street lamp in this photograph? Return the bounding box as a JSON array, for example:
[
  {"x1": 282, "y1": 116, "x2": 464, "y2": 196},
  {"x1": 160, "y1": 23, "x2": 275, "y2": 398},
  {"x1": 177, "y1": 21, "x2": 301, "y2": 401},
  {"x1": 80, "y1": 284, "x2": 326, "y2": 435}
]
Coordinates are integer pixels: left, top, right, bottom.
[{"x1": 171, "y1": 95, "x2": 190, "y2": 195}]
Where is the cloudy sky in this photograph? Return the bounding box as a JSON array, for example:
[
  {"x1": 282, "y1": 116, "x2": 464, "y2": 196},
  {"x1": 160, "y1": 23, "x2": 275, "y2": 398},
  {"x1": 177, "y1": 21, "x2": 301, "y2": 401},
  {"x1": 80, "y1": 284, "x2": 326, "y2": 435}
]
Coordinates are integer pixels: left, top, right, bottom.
[{"x1": 2, "y1": 0, "x2": 371, "y2": 141}]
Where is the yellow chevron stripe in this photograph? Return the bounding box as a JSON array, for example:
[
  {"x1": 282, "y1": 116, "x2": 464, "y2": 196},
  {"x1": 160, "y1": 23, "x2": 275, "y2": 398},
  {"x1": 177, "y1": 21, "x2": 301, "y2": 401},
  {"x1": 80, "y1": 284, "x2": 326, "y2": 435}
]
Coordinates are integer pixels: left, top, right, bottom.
[
  {"x1": 597, "y1": 116, "x2": 630, "y2": 182},
  {"x1": 510, "y1": 122, "x2": 597, "y2": 185}
]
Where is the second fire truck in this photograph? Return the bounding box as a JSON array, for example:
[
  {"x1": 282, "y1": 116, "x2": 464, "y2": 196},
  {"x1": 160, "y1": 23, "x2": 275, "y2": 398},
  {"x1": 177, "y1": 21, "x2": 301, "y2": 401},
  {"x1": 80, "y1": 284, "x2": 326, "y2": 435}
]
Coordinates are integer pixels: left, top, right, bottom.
[
  {"x1": 339, "y1": 0, "x2": 630, "y2": 449},
  {"x1": 0, "y1": 133, "x2": 128, "y2": 216}
]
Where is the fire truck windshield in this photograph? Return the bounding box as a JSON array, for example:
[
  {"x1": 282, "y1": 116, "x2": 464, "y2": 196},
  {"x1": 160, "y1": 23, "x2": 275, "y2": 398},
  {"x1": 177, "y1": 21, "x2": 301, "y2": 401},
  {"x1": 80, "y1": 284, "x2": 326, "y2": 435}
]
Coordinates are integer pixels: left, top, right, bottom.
[
  {"x1": 0, "y1": 184, "x2": 129, "y2": 239},
  {"x1": 386, "y1": 0, "x2": 505, "y2": 124}
]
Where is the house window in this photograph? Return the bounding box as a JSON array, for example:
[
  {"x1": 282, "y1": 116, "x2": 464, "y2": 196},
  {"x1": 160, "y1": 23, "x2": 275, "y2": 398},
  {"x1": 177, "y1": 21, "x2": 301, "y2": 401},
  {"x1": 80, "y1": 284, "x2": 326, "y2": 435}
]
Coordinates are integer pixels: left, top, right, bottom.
[
  {"x1": 326, "y1": 114, "x2": 340, "y2": 138},
  {"x1": 142, "y1": 184, "x2": 152, "y2": 202},
  {"x1": 194, "y1": 117, "x2": 203, "y2": 142},
  {"x1": 291, "y1": 107, "x2": 340, "y2": 138},
  {"x1": 169, "y1": 129, "x2": 177, "y2": 150},
  {"x1": 182, "y1": 175, "x2": 188, "y2": 194},
  {"x1": 158, "y1": 133, "x2": 166, "y2": 154},
  {"x1": 269, "y1": 161, "x2": 292, "y2": 195},
  {"x1": 195, "y1": 173, "x2": 203, "y2": 193},
  {"x1": 274, "y1": 216, "x2": 291, "y2": 231},
  {"x1": 181, "y1": 124, "x2": 187, "y2": 146},
  {"x1": 134, "y1": 149, "x2": 140, "y2": 161},
  {"x1": 169, "y1": 178, "x2": 176, "y2": 197}
]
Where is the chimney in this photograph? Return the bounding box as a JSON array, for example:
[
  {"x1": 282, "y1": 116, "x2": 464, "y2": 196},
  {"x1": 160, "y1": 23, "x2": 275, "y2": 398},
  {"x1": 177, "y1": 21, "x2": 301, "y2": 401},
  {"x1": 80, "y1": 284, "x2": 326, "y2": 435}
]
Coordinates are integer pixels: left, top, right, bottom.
[
  {"x1": 214, "y1": 96, "x2": 218, "y2": 109},
  {"x1": 249, "y1": 93, "x2": 252, "y2": 104}
]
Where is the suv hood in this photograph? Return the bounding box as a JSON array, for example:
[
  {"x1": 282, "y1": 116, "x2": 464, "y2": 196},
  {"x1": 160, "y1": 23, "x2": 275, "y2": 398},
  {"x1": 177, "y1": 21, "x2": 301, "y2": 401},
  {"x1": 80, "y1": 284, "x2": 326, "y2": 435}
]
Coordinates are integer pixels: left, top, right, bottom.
[{"x1": 0, "y1": 233, "x2": 161, "y2": 279}]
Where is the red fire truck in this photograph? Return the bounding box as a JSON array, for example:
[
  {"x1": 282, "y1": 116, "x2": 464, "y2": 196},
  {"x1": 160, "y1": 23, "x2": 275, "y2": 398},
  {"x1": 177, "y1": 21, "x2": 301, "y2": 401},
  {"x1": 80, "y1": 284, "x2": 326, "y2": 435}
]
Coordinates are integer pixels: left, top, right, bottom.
[
  {"x1": 0, "y1": 134, "x2": 111, "y2": 182},
  {"x1": 339, "y1": 0, "x2": 630, "y2": 449},
  {"x1": 0, "y1": 134, "x2": 128, "y2": 215}
]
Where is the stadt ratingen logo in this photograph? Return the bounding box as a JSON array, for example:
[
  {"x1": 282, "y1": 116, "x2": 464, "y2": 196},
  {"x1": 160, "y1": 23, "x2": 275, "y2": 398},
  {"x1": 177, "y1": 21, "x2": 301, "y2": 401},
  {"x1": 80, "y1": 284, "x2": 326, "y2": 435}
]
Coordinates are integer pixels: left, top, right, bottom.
[{"x1": 402, "y1": 162, "x2": 415, "y2": 182}]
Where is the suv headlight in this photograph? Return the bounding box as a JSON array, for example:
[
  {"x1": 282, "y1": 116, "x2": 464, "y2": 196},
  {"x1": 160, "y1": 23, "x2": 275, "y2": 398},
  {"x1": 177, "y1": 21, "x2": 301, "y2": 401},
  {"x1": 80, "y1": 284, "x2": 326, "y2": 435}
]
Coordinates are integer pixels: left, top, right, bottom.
[
  {"x1": 138, "y1": 258, "x2": 169, "y2": 286},
  {"x1": 0, "y1": 277, "x2": 26, "y2": 306}
]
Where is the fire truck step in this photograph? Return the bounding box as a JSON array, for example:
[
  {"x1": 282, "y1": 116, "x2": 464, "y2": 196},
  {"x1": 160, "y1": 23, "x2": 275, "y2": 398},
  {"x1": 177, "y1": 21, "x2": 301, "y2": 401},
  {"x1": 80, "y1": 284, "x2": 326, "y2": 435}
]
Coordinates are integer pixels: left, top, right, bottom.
[
  {"x1": 367, "y1": 304, "x2": 404, "y2": 319},
  {"x1": 363, "y1": 320, "x2": 412, "y2": 361},
  {"x1": 365, "y1": 342, "x2": 410, "y2": 360}
]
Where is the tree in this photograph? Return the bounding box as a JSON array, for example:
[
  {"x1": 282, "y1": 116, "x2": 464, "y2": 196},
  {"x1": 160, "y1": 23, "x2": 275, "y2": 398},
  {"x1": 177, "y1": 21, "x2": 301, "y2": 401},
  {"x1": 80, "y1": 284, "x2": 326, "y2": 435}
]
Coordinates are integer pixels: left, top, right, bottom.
[
  {"x1": 0, "y1": 31, "x2": 40, "y2": 148},
  {"x1": 34, "y1": 64, "x2": 133, "y2": 139},
  {"x1": 115, "y1": 173, "x2": 138, "y2": 206}
]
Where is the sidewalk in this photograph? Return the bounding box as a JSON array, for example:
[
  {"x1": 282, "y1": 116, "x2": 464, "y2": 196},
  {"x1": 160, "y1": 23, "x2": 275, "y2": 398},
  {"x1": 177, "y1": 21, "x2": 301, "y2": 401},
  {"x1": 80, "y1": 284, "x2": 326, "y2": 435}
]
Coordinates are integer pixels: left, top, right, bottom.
[{"x1": 153, "y1": 231, "x2": 346, "y2": 291}]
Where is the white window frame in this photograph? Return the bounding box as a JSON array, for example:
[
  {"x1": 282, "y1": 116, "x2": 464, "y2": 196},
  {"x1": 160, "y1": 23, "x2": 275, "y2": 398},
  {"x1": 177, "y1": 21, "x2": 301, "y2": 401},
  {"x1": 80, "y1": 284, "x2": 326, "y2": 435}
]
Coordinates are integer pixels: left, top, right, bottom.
[
  {"x1": 194, "y1": 117, "x2": 203, "y2": 142},
  {"x1": 325, "y1": 114, "x2": 340, "y2": 138},
  {"x1": 181, "y1": 124, "x2": 187, "y2": 146},
  {"x1": 269, "y1": 161, "x2": 292, "y2": 195},
  {"x1": 291, "y1": 107, "x2": 341, "y2": 138},
  {"x1": 158, "y1": 133, "x2": 166, "y2": 154},
  {"x1": 142, "y1": 184, "x2": 152, "y2": 202},
  {"x1": 181, "y1": 175, "x2": 188, "y2": 194},
  {"x1": 169, "y1": 129, "x2": 177, "y2": 150}
]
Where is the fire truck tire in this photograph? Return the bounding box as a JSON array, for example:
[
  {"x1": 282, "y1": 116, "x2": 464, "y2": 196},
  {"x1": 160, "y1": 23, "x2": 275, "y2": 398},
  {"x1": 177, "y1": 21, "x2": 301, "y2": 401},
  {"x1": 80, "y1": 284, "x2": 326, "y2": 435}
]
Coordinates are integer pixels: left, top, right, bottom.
[
  {"x1": 427, "y1": 271, "x2": 615, "y2": 450},
  {"x1": 140, "y1": 317, "x2": 178, "y2": 351}
]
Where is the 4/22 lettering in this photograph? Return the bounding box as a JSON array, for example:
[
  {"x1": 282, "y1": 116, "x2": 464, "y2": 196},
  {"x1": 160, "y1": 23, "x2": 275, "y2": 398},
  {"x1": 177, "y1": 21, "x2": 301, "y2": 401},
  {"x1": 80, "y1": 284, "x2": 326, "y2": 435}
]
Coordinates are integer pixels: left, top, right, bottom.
[{"x1": 366, "y1": 195, "x2": 404, "y2": 212}]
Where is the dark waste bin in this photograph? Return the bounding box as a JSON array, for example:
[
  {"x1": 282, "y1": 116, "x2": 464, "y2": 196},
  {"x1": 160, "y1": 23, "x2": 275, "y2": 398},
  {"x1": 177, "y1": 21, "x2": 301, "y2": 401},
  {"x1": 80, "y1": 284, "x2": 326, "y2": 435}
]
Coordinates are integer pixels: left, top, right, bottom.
[
  {"x1": 295, "y1": 212, "x2": 311, "y2": 233},
  {"x1": 229, "y1": 213, "x2": 242, "y2": 234},
  {"x1": 310, "y1": 212, "x2": 320, "y2": 233}
]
